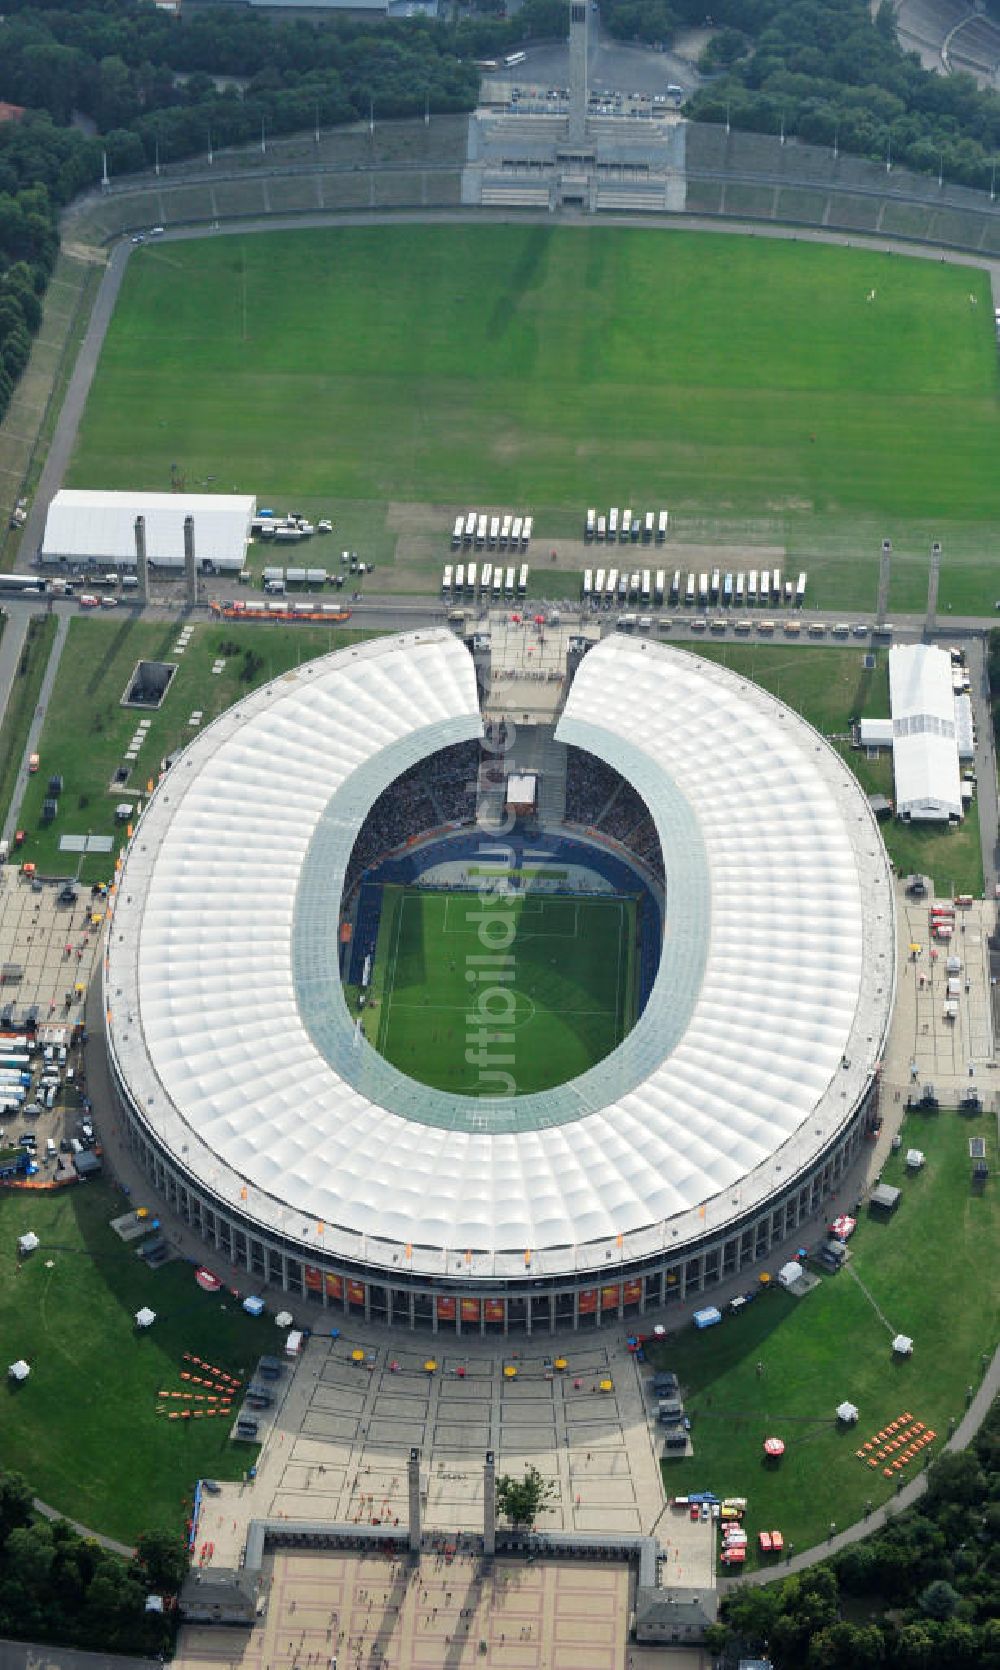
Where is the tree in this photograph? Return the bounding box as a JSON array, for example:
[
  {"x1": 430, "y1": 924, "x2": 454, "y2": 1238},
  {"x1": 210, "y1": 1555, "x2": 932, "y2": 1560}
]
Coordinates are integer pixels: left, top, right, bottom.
[
  {"x1": 0, "y1": 1472, "x2": 33, "y2": 1548},
  {"x1": 919, "y1": 1578, "x2": 962, "y2": 1621},
  {"x1": 495, "y1": 1465, "x2": 555, "y2": 1527},
  {"x1": 132, "y1": 1527, "x2": 188, "y2": 1594}
]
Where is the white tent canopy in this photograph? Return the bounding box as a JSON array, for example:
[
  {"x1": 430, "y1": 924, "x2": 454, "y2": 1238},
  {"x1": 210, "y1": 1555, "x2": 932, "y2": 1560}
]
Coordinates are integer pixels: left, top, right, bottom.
[
  {"x1": 275, "y1": 1310, "x2": 294, "y2": 1328},
  {"x1": 8, "y1": 1360, "x2": 29, "y2": 1381},
  {"x1": 836, "y1": 1401, "x2": 859, "y2": 1423},
  {"x1": 135, "y1": 1306, "x2": 156, "y2": 1328},
  {"x1": 892, "y1": 1334, "x2": 914, "y2": 1356},
  {"x1": 889, "y1": 645, "x2": 963, "y2": 823},
  {"x1": 41, "y1": 490, "x2": 255, "y2": 572},
  {"x1": 18, "y1": 1232, "x2": 39, "y2": 1255}
]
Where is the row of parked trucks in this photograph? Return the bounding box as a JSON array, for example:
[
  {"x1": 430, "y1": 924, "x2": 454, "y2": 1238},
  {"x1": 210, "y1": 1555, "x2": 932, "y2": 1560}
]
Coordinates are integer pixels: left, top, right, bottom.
[
  {"x1": 583, "y1": 568, "x2": 808, "y2": 608},
  {"x1": 585, "y1": 507, "x2": 668, "y2": 544},
  {"x1": 451, "y1": 512, "x2": 533, "y2": 551},
  {"x1": 443, "y1": 562, "x2": 529, "y2": 600}
]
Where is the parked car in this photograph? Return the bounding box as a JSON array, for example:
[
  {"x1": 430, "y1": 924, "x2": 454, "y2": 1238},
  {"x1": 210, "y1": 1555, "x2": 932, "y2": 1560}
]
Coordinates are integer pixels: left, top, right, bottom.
[{"x1": 651, "y1": 1370, "x2": 679, "y2": 1397}]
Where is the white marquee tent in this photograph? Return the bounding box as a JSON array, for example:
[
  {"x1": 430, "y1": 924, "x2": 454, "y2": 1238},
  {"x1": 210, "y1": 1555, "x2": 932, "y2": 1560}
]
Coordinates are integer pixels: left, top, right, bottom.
[
  {"x1": 41, "y1": 490, "x2": 256, "y2": 572},
  {"x1": 889, "y1": 645, "x2": 962, "y2": 823}
]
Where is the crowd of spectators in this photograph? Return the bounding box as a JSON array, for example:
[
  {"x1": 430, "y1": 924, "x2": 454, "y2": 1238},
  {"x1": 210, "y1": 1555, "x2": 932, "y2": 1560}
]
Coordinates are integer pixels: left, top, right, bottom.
[
  {"x1": 564, "y1": 746, "x2": 664, "y2": 885},
  {"x1": 344, "y1": 740, "x2": 481, "y2": 894}
]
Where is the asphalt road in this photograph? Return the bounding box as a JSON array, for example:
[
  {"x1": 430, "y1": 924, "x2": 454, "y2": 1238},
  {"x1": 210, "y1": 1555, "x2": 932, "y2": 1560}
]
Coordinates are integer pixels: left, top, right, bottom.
[
  {"x1": 14, "y1": 239, "x2": 130, "y2": 576},
  {"x1": 0, "y1": 1646, "x2": 159, "y2": 1670}
]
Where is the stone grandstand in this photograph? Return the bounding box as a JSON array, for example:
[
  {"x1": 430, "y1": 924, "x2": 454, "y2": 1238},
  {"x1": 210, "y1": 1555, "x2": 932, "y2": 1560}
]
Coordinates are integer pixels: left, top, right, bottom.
[{"x1": 61, "y1": 90, "x2": 1000, "y2": 255}]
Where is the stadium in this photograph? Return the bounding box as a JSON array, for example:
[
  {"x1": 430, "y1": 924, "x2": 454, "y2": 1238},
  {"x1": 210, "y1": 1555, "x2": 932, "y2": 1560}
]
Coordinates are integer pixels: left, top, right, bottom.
[{"x1": 104, "y1": 629, "x2": 897, "y2": 1334}]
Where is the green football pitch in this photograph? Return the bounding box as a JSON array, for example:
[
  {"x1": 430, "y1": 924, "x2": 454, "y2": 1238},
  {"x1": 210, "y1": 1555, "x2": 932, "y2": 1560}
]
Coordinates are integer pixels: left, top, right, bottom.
[
  {"x1": 365, "y1": 885, "x2": 638, "y2": 1096},
  {"x1": 68, "y1": 224, "x2": 1000, "y2": 611}
]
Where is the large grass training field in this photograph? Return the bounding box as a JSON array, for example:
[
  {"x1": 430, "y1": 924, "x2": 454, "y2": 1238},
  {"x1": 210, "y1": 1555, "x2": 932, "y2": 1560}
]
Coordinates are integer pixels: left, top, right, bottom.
[
  {"x1": 69, "y1": 226, "x2": 1000, "y2": 611},
  {"x1": 364, "y1": 885, "x2": 637, "y2": 1095}
]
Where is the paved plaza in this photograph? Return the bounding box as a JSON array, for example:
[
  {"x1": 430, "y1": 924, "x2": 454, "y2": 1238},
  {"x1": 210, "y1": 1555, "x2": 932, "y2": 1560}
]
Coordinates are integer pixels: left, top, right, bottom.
[
  {"x1": 0, "y1": 868, "x2": 102, "y2": 1023},
  {"x1": 882, "y1": 890, "x2": 996, "y2": 1106},
  {"x1": 175, "y1": 1549, "x2": 634, "y2": 1670},
  {"x1": 197, "y1": 1333, "x2": 668, "y2": 1571}
]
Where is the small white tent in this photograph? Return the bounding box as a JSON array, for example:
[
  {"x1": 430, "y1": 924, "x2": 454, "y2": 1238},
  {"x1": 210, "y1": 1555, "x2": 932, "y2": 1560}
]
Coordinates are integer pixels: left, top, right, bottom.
[
  {"x1": 836, "y1": 1401, "x2": 859, "y2": 1424},
  {"x1": 18, "y1": 1232, "x2": 39, "y2": 1256},
  {"x1": 892, "y1": 1334, "x2": 914, "y2": 1357},
  {"x1": 135, "y1": 1307, "x2": 156, "y2": 1329},
  {"x1": 8, "y1": 1360, "x2": 29, "y2": 1382}
]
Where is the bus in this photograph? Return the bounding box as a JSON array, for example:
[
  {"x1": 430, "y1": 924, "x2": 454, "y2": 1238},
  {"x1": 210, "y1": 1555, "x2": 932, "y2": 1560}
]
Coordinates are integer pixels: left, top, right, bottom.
[
  {"x1": 760, "y1": 569, "x2": 770, "y2": 603},
  {"x1": 644, "y1": 512, "x2": 654, "y2": 543},
  {"x1": 517, "y1": 564, "x2": 528, "y2": 597},
  {"x1": 669, "y1": 570, "x2": 680, "y2": 605},
  {"x1": 595, "y1": 567, "x2": 606, "y2": 599},
  {"x1": 609, "y1": 507, "x2": 619, "y2": 541},
  {"x1": 606, "y1": 567, "x2": 618, "y2": 602},
  {"x1": 698, "y1": 573, "x2": 709, "y2": 606},
  {"x1": 710, "y1": 569, "x2": 720, "y2": 604},
  {"x1": 464, "y1": 512, "x2": 476, "y2": 546},
  {"x1": 0, "y1": 574, "x2": 43, "y2": 594},
  {"x1": 455, "y1": 564, "x2": 465, "y2": 592},
  {"x1": 748, "y1": 570, "x2": 758, "y2": 606},
  {"x1": 489, "y1": 517, "x2": 499, "y2": 548},
  {"x1": 685, "y1": 573, "x2": 696, "y2": 605},
  {"x1": 586, "y1": 509, "x2": 596, "y2": 541},
  {"x1": 657, "y1": 509, "x2": 668, "y2": 542},
  {"x1": 500, "y1": 515, "x2": 512, "y2": 548},
  {"x1": 451, "y1": 518, "x2": 463, "y2": 549},
  {"x1": 596, "y1": 515, "x2": 606, "y2": 542},
  {"x1": 481, "y1": 563, "x2": 493, "y2": 592},
  {"x1": 583, "y1": 570, "x2": 593, "y2": 602},
  {"x1": 467, "y1": 562, "x2": 477, "y2": 594},
  {"x1": 796, "y1": 572, "x2": 807, "y2": 606},
  {"x1": 736, "y1": 573, "x2": 745, "y2": 604},
  {"x1": 504, "y1": 566, "x2": 516, "y2": 596},
  {"x1": 723, "y1": 572, "x2": 734, "y2": 605},
  {"x1": 654, "y1": 570, "x2": 665, "y2": 605},
  {"x1": 504, "y1": 50, "x2": 527, "y2": 66},
  {"x1": 621, "y1": 508, "x2": 633, "y2": 545},
  {"x1": 442, "y1": 565, "x2": 453, "y2": 594}
]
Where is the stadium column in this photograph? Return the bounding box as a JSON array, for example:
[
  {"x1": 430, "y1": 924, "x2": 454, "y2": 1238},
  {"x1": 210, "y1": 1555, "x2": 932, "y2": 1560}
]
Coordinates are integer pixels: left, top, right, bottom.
[
  {"x1": 184, "y1": 514, "x2": 197, "y2": 607},
  {"x1": 408, "y1": 1448, "x2": 422, "y2": 1556},
  {"x1": 484, "y1": 1452, "x2": 497, "y2": 1558},
  {"x1": 568, "y1": 0, "x2": 588, "y2": 147}
]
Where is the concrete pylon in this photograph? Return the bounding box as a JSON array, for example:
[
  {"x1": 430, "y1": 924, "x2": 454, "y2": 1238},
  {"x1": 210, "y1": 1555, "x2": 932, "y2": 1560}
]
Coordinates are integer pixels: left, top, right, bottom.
[
  {"x1": 134, "y1": 515, "x2": 149, "y2": 605},
  {"x1": 408, "y1": 1447, "x2": 421, "y2": 1555},
  {"x1": 183, "y1": 515, "x2": 197, "y2": 606},
  {"x1": 567, "y1": 0, "x2": 588, "y2": 146},
  {"x1": 484, "y1": 1450, "x2": 496, "y2": 1557}
]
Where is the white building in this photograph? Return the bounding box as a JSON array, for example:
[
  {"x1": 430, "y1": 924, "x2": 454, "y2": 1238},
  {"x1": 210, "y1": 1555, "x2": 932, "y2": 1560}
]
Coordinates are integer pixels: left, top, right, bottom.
[
  {"x1": 889, "y1": 644, "x2": 963, "y2": 822},
  {"x1": 41, "y1": 490, "x2": 255, "y2": 572}
]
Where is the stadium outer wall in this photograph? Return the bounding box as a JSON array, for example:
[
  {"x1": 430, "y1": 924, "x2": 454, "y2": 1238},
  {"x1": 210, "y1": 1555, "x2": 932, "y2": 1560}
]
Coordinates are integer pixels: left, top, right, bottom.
[{"x1": 106, "y1": 1014, "x2": 878, "y2": 1335}]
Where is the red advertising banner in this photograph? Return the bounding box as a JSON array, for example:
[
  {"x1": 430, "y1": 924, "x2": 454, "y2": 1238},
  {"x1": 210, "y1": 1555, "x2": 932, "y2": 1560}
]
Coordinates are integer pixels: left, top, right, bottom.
[
  {"x1": 304, "y1": 1264, "x2": 321, "y2": 1291},
  {"x1": 436, "y1": 1297, "x2": 456, "y2": 1321},
  {"x1": 623, "y1": 1279, "x2": 642, "y2": 1304},
  {"x1": 578, "y1": 1288, "x2": 597, "y2": 1314},
  {"x1": 325, "y1": 1273, "x2": 343, "y2": 1301},
  {"x1": 601, "y1": 1285, "x2": 621, "y2": 1310},
  {"x1": 484, "y1": 1299, "x2": 505, "y2": 1322},
  {"x1": 460, "y1": 1299, "x2": 481, "y2": 1323},
  {"x1": 347, "y1": 1280, "x2": 365, "y2": 1305}
]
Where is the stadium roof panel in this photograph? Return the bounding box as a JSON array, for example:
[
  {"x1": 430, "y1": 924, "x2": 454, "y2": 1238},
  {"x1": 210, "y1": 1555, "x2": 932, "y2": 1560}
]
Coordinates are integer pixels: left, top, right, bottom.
[{"x1": 106, "y1": 632, "x2": 896, "y2": 1279}]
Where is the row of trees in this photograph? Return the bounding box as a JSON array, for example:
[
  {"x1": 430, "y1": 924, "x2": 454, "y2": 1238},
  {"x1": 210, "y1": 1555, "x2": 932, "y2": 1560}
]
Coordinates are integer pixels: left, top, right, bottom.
[
  {"x1": 684, "y1": 0, "x2": 1000, "y2": 192},
  {"x1": 0, "y1": 147, "x2": 61, "y2": 426},
  {"x1": 0, "y1": 1470, "x2": 188, "y2": 1657},
  {"x1": 708, "y1": 1396, "x2": 1000, "y2": 1668}
]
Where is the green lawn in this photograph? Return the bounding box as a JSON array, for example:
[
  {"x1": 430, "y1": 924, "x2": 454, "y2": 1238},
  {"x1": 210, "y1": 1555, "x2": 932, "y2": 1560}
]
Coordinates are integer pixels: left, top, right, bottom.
[
  {"x1": 0, "y1": 1179, "x2": 267, "y2": 1544},
  {"x1": 689, "y1": 642, "x2": 983, "y2": 894},
  {"x1": 363, "y1": 884, "x2": 636, "y2": 1095},
  {"x1": 0, "y1": 614, "x2": 57, "y2": 835},
  {"x1": 68, "y1": 227, "x2": 1000, "y2": 608},
  {"x1": 650, "y1": 1108, "x2": 998, "y2": 1564},
  {"x1": 12, "y1": 616, "x2": 373, "y2": 882}
]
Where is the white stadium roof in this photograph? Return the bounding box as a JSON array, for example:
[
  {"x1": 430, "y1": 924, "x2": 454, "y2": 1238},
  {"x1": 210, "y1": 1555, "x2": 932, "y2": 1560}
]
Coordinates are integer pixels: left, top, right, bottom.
[
  {"x1": 889, "y1": 644, "x2": 963, "y2": 822},
  {"x1": 105, "y1": 632, "x2": 896, "y2": 1282},
  {"x1": 42, "y1": 490, "x2": 255, "y2": 571}
]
